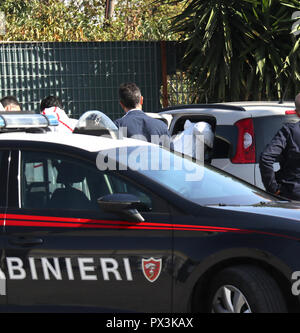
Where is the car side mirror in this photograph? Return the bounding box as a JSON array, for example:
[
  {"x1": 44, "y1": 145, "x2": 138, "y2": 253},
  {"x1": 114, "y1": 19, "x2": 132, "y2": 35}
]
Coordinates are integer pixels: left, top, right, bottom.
[{"x1": 97, "y1": 193, "x2": 149, "y2": 222}]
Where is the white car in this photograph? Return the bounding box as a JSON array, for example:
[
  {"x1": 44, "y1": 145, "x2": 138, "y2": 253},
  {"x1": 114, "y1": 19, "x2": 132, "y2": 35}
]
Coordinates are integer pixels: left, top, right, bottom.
[{"x1": 157, "y1": 101, "x2": 299, "y2": 190}]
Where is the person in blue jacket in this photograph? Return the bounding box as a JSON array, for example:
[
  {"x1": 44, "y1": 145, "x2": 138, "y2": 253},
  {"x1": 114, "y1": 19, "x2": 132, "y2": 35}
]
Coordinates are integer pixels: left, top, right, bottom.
[
  {"x1": 114, "y1": 82, "x2": 172, "y2": 149},
  {"x1": 259, "y1": 93, "x2": 300, "y2": 200}
]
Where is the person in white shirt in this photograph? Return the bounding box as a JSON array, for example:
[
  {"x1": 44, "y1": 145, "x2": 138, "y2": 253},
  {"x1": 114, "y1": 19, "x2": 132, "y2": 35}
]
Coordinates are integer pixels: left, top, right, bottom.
[{"x1": 40, "y1": 95, "x2": 77, "y2": 133}]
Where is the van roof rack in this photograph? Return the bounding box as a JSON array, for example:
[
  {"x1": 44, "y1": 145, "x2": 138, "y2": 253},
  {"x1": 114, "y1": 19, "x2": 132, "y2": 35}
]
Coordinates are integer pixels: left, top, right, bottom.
[{"x1": 160, "y1": 104, "x2": 246, "y2": 112}]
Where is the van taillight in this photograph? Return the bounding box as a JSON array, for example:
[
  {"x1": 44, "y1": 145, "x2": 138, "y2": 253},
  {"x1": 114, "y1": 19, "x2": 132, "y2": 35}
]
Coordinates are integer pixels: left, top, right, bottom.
[
  {"x1": 231, "y1": 118, "x2": 255, "y2": 164},
  {"x1": 285, "y1": 110, "x2": 296, "y2": 115}
]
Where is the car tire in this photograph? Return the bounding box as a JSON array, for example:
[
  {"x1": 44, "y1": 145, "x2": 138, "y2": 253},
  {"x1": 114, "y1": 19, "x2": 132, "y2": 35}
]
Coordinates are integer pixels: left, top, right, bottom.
[{"x1": 207, "y1": 265, "x2": 287, "y2": 313}]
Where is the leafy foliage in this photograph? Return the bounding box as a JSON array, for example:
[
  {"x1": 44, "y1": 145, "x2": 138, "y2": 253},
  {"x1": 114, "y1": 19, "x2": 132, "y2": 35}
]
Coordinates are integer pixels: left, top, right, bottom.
[
  {"x1": 163, "y1": 0, "x2": 300, "y2": 102},
  {"x1": 0, "y1": 0, "x2": 184, "y2": 41},
  {"x1": 1, "y1": 0, "x2": 299, "y2": 102}
]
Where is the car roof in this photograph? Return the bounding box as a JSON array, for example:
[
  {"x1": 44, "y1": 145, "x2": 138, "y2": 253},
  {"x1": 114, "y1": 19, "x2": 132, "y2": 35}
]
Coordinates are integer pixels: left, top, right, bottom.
[
  {"x1": 159, "y1": 101, "x2": 295, "y2": 114},
  {"x1": 222, "y1": 101, "x2": 295, "y2": 112},
  {"x1": 220, "y1": 101, "x2": 294, "y2": 107},
  {"x1": 0, "y1": 132, "x2": 152, "y2": 152},
  {"x1": 158, "y1": 101, "x2": 298, "y2": 125}
]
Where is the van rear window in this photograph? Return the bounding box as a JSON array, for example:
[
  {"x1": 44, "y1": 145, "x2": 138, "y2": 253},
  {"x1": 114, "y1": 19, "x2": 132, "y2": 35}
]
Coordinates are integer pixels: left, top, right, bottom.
[{"x1": 253, "y1": 115, "x2": 299, "y2": 160}]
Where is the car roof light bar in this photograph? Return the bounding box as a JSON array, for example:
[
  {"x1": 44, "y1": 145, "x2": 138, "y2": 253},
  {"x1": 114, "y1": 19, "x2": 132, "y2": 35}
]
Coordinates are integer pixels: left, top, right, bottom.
[
  {"x1": 0, "y1": 112, "x2": 59, "y2": 129},
  {"x1": 44, "y1": 114, "x2": 59, "y2": 126}
]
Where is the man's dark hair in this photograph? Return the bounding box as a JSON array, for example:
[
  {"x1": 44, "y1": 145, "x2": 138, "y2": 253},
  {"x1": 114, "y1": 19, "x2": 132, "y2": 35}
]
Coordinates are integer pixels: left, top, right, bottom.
[
  {"x1": 119, "y1": 83, "x2": 141, "y2": 109},
  {"x1": 0, "y1": 95, "x2": 21, "y2": 108},
  {"x1": 40, "y1": 95, "x2": 64, "y2": 111}
]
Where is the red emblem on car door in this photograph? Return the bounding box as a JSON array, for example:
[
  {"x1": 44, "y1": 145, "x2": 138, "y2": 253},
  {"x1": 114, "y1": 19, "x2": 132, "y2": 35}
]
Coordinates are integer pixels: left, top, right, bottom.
[{"x1": 142, "y1": 258, "x2": 162, "y2": 282}]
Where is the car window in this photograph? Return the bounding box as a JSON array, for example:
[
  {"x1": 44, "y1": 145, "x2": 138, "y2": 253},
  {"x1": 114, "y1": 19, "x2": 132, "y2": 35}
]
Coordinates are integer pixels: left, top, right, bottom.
[
  {"x1": 253, "y1": 115, "x2": 299, "y2": 160},
  {"x1": 212, "y1": 136, "x2": 231, "y2": 159},
  {"x1": 171, "y1": 115, "x2": 216, "y2": 135},
  {"x1": 213, "y1": 125, "x2": 238, "y2": 159},
  {"x1": 21, "y1": 151, "x2": 152, "y2": 211}
]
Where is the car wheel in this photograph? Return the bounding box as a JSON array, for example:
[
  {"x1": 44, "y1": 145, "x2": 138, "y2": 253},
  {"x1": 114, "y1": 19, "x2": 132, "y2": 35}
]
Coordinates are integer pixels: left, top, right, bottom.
[{"x1": 207, "y1": 265, "x2": 287, "y2": 313}]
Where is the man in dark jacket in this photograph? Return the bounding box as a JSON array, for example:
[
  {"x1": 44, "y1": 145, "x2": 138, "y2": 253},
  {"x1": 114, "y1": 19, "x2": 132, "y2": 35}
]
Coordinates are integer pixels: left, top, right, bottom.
[
  {"x1": 259, "y1": 93, "x2": 300, "y2": 200},
  {"x1": 114, "y1": 82, "x2": 172, "y2": 148}
]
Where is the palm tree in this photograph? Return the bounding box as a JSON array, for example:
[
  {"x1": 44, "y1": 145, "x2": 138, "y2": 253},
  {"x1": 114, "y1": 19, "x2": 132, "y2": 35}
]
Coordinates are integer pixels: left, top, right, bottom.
[
  {"x1": 244, "y1": 0, "x2": 300, "y2": 101},
  {"x1": 166, "y1": 0, "x2": 300, "y2": 102}
]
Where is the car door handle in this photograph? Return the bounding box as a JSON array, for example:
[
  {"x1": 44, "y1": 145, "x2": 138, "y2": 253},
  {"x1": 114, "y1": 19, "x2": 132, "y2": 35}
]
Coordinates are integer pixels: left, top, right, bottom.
[{"x1": 9, "y1": 237, "x2": 43, "y2": 247}]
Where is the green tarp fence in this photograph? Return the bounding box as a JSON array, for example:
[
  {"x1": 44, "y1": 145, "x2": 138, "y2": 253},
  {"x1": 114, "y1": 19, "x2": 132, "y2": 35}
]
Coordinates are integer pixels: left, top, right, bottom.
[{"x1": 0, "y1": 41, "x2": 180, "y2": 120}]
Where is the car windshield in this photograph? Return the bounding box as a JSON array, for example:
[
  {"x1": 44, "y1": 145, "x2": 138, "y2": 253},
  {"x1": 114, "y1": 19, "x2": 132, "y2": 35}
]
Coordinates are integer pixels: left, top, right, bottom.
[{"x1": 97, "y1": 145, "x2": 275, "y2": 206}]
